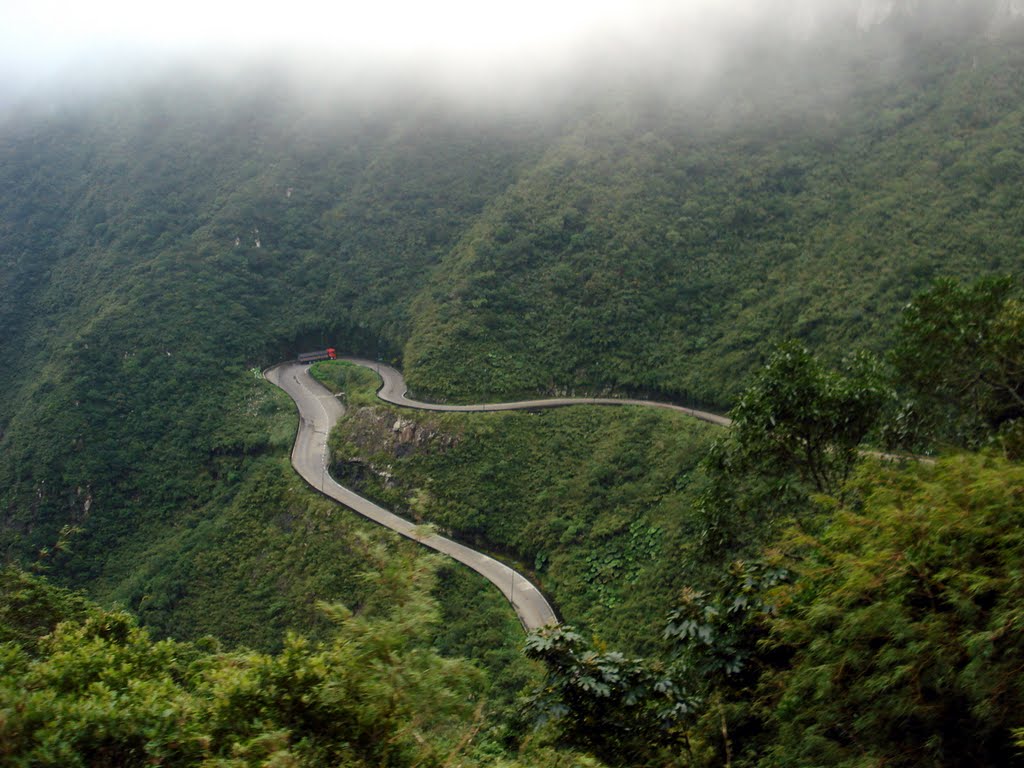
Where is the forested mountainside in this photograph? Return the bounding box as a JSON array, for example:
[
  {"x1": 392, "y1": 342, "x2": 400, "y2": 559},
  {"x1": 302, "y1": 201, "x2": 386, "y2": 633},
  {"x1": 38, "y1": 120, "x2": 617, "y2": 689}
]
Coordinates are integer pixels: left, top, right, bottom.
[
  {"x1": 405, "y1": 34, "x2": 1024, "y2": 402},
  {"x1": 1, "y1": 0, "x2": 1023, "y2": 644},
  {"x1": 2, "y1": 4, "x2": 1024, "y2": 765},
  {"x1": 0, "y1": 83, "x2": 555, "y2": 599}
]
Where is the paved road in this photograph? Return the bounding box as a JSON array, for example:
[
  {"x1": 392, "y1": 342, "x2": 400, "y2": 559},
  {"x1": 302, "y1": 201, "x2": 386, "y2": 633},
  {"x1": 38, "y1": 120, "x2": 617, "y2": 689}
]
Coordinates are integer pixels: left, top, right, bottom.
[
  {"x1": 265, "y1": 362, "x2": 559, "y2": 631},
  {"x1": 267, "y1": 358, "x2": 732, "y2": 633},
  {"x1": 267, "y1": 358, "x2": 927, "y2": 638},
  {"x1": 341, "y1": 357, "x2": 732, "y2": 427}
]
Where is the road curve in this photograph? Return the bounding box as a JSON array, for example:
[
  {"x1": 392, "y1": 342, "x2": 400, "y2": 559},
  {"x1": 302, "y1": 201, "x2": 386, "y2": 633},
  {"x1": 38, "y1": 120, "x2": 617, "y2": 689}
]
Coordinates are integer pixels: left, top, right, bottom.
[
  {"x1": 265, "y1": 362, "x2": 559, "y2": 631},
  {"x1": 340, "y1": 357, "x2": 732, "y2": 427},
  {"x1": 268, "y1": 358, "x2": 925, "y2": 637},
  {"x1": 267, "y1": 358, "x2": 732, "y2": 633}
]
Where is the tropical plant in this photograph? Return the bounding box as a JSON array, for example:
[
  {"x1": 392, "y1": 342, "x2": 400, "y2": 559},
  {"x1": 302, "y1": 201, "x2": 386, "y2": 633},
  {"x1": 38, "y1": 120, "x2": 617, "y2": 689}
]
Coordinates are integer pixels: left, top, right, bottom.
[{"x1": 757, "y1": 455, "x2": 1024, "y2": 767}]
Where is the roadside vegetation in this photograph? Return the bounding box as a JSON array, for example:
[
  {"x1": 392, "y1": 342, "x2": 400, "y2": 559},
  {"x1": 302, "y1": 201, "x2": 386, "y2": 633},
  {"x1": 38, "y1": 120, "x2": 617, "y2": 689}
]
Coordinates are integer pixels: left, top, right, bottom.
[
  {"x1": 517, "y1": 277, "x2": 1024, "y2": 766},
  {"x1": 317, "y1": 360, "x2": 718, "y2": 652},
  {"x1": 320, "y1": 275, "x2": 1024, "y2": 766},
  {"x1": 1, "y1": 6, "x2": 1024, "y2": 765},
  {"x1": 0, "y1": 560, "x2": 585, "y2": 768}
]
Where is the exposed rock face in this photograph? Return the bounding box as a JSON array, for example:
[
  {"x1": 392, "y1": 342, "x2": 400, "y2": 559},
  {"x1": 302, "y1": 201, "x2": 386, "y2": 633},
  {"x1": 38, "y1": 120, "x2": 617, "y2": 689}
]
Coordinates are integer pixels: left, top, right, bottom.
[
  {"x1": 331, "y1": 407, "x2": 459, "y2": 500},
  {"x1": 392, "y1": 418, "x2": 419, "y2": 445},
  {"x1": 339, "y1": 407, "x2": 459, "y2": 457}
]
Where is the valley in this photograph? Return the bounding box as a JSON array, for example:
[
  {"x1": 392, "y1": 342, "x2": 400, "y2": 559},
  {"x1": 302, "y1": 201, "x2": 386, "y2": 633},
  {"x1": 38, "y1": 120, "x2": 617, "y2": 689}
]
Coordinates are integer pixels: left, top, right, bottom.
[{"x1": 2, "y1": 4, "x2": 1024, "y2": 765}]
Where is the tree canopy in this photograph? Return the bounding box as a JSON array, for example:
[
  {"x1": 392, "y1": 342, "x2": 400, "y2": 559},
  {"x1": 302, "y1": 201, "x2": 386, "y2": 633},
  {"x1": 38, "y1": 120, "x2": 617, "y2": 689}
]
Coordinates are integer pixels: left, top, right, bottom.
[
  {"x1": 0, "y1": 557, "x2": 590, "y2": 768},
  {"x1": 758, "y1": 454, "x2": 1024, "y2": 767},
  {"x1": 890, "y1": 276, "x2": 1024, "y2": 455}
]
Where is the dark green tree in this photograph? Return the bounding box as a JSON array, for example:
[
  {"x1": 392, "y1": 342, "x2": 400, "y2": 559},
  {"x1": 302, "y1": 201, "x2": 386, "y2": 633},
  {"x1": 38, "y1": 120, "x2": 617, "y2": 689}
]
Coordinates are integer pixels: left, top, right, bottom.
[
  {"x1": 890, "y1": 276, "x2": 1024, "y2": 455},
  {"x1": 662, "y1": 561, "x2": 791, "y2": 768},
  {"x1": 524, "y1": 625, "x2": 694, "y2": 766},
  {"x1": 2, "y1": 558, "x2": 581, "y2": 768},
  {"x1": 729, "y1": 342, "x2": 888, "y2": 496},
  {"x1": 757, "y1": 455, "x2": 1024, "y2": 768},
  {"x1": 695, "y1": 342, "x2": 888, "y2": 556}
]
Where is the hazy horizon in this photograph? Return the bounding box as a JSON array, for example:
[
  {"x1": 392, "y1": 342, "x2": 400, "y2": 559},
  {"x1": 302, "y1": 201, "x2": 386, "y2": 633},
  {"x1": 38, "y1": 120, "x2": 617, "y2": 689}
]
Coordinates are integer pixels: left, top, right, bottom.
[{"x1": 1, "y1": 0, "x2": 1020, "y2": 111}]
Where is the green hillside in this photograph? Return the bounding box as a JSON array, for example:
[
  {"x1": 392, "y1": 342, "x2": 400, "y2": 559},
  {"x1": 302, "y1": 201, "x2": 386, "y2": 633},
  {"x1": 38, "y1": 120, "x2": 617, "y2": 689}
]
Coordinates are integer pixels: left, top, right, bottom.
[
  {"x1": 2, "y1": 6, "x2": 1024, "y2": 764},
  {"x1": 316, "y1": 359, "x2": 719, "y2": 653},
  {"x1": 405, "y1": 35, "x2": 1024, "y2": 403},
  {"x1": 0, "y1": 81, "x2": 551, "y2": 596},
  {"x1": 2, "y1": 10, "x2": 1023, "y2": 632},
  {"x1": 1, "y1": 12, "x2": 1022, "y2": 631}
]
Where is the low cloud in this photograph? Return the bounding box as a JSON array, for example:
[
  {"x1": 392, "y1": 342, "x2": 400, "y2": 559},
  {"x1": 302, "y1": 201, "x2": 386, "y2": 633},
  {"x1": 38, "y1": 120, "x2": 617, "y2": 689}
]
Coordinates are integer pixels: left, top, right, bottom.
[{"x1": 0, "y1": 1, "x2": 1017, "y2": 108}]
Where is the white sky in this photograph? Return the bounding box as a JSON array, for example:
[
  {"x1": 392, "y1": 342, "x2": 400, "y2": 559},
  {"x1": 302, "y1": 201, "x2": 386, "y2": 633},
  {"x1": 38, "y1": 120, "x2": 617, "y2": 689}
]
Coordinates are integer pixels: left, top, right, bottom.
[
  {"x1": 2, "y1": 1, "x2": 682, "y2": 64},
  {"x1": 0, "y1": 0, "x2": 928, "y2": 97},
  {"x1": 0, "y1": 1, "x2": 839, "y2": 73}
]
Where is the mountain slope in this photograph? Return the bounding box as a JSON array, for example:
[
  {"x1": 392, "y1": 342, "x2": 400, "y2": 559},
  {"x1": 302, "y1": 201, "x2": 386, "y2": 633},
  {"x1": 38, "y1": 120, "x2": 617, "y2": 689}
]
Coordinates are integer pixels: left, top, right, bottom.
[
  {"x1": 1, "y1": 15, "x2": 1024, "y2": 649},
  {"x1": 405, "y1": 34, "x2": 1024, "y2": 403}
]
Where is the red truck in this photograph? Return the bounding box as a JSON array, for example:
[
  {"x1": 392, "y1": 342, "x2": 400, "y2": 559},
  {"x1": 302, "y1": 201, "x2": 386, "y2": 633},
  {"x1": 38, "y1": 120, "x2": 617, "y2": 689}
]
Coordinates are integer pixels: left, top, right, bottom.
[{"x1": 297, "y1": 348, "x2": 337, "y2": 364}]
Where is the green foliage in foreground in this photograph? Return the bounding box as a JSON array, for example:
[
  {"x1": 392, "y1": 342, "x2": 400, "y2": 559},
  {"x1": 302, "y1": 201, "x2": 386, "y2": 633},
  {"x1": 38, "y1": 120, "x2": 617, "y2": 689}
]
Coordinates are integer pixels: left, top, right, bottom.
[
  {"x1": 525, "y1": 456, "x2": 1024, "y2": 767},
  {"x1": 694, "y1": 342, "x2": 889, "y2": 559},
  {"x1": 756, "y1": 454, "x2": 1024, "y2": 767},
  {"x1": 520, "y1": 301, "x2": 1024, "y2": 766},
  {"x1": 0, "y1": 568, "x2": 91, "y2": 652},
  {"x1": 526, "y1": 561, "x2": 790, "y2": 768},
  {"x1": 0, "y1": 563, "x2": 594, "y2": 768},
  {"x1": 524, "y1": 626, "x2": 694, "y2": 767},
  {"x1": 728, "y1": 343, "x2": 888, "y2": 496}
]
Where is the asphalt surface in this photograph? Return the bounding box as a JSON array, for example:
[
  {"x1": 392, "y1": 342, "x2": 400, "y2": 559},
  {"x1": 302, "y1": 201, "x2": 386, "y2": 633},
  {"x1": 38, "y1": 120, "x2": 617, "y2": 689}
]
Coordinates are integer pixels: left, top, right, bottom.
[
  {"x1": 267, "y1": 358, "x2": 733, "y2": 633},
  {"x1": 265, "y1": 362, "x2": 559, "y2": 631},
  {"x1": 341, "y1": 357, "x2": 732, "y2": 427}
]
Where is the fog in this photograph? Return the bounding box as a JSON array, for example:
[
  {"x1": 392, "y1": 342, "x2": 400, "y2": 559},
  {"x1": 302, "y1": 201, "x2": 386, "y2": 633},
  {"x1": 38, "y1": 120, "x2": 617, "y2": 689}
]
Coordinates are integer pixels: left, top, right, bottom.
[{"x1": 1, "y1": 0, "x2": 1020, "y2": 108}]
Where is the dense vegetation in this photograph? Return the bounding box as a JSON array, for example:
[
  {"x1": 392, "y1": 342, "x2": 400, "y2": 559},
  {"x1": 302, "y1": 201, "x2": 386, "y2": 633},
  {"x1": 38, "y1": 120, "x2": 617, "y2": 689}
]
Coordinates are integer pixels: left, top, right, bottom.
[
  {"x1": 2, "y1": 3, "x2": 1024, "y2": 764},
  {"x1": 5, "y1": 275, "x2": 1022, "y2": 766},
  {"x1": 317, "y1": 360, "x2": 718, "y2": 652},
  {"x1": 0, "y1": 84, "x2": 553, "y2": 641},
  {"x1": 404, "y1": 28, "x2": 1024, "y2": 404},
  {"x1": 0, "y1": 561, "x2": 590, "y2": 767},
  {"x1": 517, "y1": 278, "x2": 1024, "y2": 766},
  {"x1": 524, "y1": 453, "x2": 1024, "y2": 767}
]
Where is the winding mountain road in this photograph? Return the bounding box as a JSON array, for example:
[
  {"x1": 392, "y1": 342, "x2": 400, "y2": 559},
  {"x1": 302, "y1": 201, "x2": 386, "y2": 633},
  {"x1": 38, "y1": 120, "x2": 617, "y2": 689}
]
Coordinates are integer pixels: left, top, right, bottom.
[
  {"x1": 348, "y1": 357, "x2": 731, "y2": 427},
  {"x1": 266, "y1": 358, "x2": 731, "y2": 632}
]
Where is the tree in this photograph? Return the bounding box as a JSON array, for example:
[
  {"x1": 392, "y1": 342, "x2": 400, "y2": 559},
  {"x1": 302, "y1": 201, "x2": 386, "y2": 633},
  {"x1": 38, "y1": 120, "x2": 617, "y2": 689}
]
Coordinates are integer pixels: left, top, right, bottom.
[
  {"x1": 524, "y1": 625, "x2": 694, "y2": 766},
  {"x1": 890, "y1": 276, "x2": 1024, "y2": 454},
  {"x1": 729, "y1": 341, "x2": 888, "y2": 496},
  {"x1": 694, "y1": 342, "x2": 887, "y2": 557},
  {"x1": 1, "y1": 556, "x2": 556, "y2": 768},
  {"x1": 757, "y1": 455, "x2": 1024, "y2": 767},
  {"x1": 662, "y1": 561, "x2": 791, "y2": 768}
]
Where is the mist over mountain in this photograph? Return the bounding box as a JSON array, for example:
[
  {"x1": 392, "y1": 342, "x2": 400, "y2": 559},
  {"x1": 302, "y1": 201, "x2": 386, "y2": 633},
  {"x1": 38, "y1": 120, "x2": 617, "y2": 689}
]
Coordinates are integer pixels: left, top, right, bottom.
[
  {"x1": 2, "y1": 0, "x2": 1023, "y2": 579},
  {"x1": 3, "y1": 0, "x2": 1023, "y2": 111},
  {"x1": 2, "y1": 2, "x2": 1024, "y2": 765}
]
